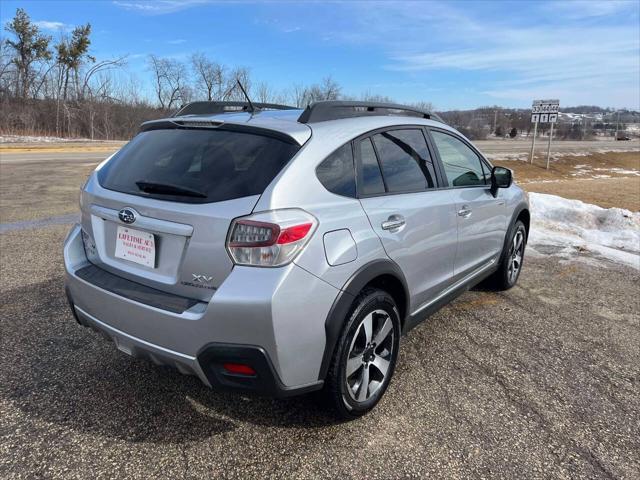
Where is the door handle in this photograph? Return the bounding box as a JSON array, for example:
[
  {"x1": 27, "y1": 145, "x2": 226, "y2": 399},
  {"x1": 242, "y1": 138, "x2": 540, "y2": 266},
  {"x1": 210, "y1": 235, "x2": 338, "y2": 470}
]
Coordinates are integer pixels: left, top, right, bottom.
[
  {"x1": 381, "y1": 215, "x2": 405, "y2": 231},
  {"x1": 457, "y1": 205, "x2": 472, "y2": 218}
]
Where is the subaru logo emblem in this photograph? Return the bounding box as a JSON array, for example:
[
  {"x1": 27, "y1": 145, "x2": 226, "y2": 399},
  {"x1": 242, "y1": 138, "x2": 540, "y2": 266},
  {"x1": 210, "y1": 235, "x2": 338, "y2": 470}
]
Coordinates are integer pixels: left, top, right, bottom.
[{"x1": 118, "y1": 208, "x2": 136, "y2": 224}]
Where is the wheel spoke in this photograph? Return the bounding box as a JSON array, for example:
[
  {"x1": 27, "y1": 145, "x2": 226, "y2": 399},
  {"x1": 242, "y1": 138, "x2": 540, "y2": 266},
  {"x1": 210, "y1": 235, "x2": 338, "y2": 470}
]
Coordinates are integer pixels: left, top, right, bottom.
[
  {"x1": 357, "y1": 365, "x2": 370, "y2": 401},
  {"x1": 514, "y1": 233, "x2": 522, "y2": 252},
  {"x1": 362, "y1": 313, "x2": 373, "y2": 344},
  {"x1": 346, "y1": 356, "x2": 362, "y2": 377},
  {"x1": 371, "y1": 356, "x2": 390, "y2": 378},
  {"x1": 515, "y1": 232, "x2": 523, "y2": 252},
  {"x1": 373, "y1": 316, "x2": 392, "y2": 346}
]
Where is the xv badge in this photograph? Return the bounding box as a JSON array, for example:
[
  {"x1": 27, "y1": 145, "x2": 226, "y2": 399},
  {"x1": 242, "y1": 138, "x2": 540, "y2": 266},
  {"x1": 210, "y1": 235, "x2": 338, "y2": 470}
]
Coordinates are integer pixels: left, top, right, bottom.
[{"x1": 192, "y1": 274, "x2": 213, "y2": 283}]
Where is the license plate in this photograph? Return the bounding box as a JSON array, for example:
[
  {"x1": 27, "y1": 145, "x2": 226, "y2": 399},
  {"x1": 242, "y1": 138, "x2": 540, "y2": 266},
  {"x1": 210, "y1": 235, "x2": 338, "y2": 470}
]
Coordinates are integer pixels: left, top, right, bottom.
[{"x1": 115, "y1": 226, "x2": 156, "y2": 268}]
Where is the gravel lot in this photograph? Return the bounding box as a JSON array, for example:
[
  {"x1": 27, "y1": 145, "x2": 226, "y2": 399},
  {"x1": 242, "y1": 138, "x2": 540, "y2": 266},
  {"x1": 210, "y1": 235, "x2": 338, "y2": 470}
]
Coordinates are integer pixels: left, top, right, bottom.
[{"x1": 1, "y1": 147, "x2": 639, "y2": 479}]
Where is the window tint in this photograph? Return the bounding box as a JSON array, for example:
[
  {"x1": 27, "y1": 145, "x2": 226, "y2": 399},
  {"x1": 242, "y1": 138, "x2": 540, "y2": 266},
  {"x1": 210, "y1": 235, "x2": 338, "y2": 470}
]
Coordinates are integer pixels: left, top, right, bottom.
[
  {"x1": 372, "y1": 129, "x2": 436, "y2": 193},
  {"x1": 431, "y1": 131, "x2": 486, "y2": 187},
  {"x1": 316, "y1": 144, "x2": 356, "y2": 197},
  {"x1": 359, "y1": 138, "x2": 385, "y2": 196},
  {"x1": 98, "y1": 128, "x2": 299, "y2": 204}
]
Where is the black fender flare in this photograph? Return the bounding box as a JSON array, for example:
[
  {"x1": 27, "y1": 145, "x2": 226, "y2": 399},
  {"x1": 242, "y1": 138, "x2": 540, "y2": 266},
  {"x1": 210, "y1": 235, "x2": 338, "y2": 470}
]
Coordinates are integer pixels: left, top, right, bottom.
[
  {"x1": 498, "y1": 202, "x2": 530, "y2": 264},
  {"x1": 317, "y1": 259, "x2": 409, "y2": 381},
  {"x1": 509, "y1": 202, "x2": 530, "y2": 236}
]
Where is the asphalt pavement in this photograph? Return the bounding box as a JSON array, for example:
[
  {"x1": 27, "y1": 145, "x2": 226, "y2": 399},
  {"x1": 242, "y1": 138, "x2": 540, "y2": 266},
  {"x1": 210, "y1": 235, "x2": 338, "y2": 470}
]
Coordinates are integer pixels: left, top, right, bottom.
[
  {"x1": 1, "y1": 145, "x2": 639, "y2": 479},
  {"x1": 1, "y1": 222, "x2": 638, "y2": 479}
]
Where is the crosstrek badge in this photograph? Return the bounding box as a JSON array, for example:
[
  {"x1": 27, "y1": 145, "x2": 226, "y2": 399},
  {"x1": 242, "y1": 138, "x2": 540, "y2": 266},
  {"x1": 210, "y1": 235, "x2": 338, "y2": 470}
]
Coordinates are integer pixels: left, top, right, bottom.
[{"x1": 114, "y1": 226, "x2": 156, "y2": 268}]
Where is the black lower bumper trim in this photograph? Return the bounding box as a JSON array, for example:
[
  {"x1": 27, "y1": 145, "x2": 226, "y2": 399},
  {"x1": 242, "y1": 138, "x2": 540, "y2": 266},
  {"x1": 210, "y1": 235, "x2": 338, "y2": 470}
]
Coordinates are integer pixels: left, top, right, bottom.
[
  {"x1": 197, "y1": 343, "x2": 323, "y2": 398},
  {"x1": 75, "y1": 264, "x2": 199, "y2": 314}
]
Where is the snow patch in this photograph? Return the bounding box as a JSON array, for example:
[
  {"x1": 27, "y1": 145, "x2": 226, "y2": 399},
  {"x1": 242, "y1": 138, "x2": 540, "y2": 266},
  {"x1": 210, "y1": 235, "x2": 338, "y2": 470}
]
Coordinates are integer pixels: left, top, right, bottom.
[
  {"x1": 485, "y1": 152, "x2": 529, "y2": 162},
  {"x1": 529, "y1": 193, "x2": 640, "y2": 269},
  {"x1": 0, "y1": 134, "x2": 94, "y2": 143}
]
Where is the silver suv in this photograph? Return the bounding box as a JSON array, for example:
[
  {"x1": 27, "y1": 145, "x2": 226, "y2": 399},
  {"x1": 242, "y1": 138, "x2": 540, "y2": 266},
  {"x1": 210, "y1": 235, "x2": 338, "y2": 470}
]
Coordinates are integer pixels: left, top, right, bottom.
[{"x1": 64, "y1": 101, "x2": 529, "y2": 418}]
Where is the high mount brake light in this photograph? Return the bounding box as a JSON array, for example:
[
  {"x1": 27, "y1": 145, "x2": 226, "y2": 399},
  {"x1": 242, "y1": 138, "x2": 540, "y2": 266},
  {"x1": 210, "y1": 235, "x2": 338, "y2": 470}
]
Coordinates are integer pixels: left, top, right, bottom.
[{"x1": 226, "y1": 210, "x2": 316, "y2": 267}]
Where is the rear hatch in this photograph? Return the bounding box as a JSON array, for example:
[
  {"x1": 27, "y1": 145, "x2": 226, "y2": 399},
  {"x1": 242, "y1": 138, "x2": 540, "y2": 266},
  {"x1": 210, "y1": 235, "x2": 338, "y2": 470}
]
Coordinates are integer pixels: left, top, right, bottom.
[{"x1": 80, "y1": 123, "x2": 302, "y2": 302}]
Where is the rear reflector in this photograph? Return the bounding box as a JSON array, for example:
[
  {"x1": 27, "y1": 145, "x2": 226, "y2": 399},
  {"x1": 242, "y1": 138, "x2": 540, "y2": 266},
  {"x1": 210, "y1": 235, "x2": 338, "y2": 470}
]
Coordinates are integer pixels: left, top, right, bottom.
[{"x1": 223, "y1": 363, "x2": 256, "y2": 376}]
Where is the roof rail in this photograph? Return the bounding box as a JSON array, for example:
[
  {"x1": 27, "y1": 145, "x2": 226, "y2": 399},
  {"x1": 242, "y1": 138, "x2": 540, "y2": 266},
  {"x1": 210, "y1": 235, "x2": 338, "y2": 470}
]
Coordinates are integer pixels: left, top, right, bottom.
[
  {"x1": 174, "y1": 101, "x2": 297, "y2": 117},
  {"x1": 297, "y1": 101, "x2": 444, "y2": 124}
]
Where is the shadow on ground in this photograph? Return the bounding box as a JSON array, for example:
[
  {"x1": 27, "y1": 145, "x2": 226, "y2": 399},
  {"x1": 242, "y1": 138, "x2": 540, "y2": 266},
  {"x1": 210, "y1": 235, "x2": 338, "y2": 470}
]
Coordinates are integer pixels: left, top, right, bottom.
[{"x1": 0, "y1": 277, "x2": 338, "y2": 445}]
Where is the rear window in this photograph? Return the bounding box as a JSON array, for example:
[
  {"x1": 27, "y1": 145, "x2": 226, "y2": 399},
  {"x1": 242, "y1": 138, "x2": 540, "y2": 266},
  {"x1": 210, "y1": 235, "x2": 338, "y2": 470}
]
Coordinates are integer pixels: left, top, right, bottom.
[{"x1": 98, "y1": 128, "x2": 300, "y2": 203}]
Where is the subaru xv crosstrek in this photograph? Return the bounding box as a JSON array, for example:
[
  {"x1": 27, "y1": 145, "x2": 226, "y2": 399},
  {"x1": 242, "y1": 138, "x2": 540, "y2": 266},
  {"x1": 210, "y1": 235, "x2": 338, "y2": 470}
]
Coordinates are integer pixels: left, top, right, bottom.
[{"x1": 64, "y1": 101, "x2": 529, "y2": 418}]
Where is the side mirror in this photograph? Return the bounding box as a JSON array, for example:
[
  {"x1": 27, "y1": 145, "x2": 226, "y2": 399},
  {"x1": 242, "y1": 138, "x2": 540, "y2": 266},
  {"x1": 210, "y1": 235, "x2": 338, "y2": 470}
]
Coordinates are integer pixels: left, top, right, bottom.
[{"x1": 490, "y1": 166, "x2": 512, "y2": 196}]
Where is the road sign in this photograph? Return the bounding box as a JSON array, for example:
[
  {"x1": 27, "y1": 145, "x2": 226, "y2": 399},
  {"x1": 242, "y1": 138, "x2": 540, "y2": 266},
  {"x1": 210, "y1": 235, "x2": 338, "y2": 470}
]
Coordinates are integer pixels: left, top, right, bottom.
[
  {"x1": 532, "y1": 99, "x2": 559, "y2": 114},
  {"x1": 530, "y1": 99, "x2": 560, "y2": 167},
  {"x1": 531, "y1": 100, "x2": 559, "y2": 123}
]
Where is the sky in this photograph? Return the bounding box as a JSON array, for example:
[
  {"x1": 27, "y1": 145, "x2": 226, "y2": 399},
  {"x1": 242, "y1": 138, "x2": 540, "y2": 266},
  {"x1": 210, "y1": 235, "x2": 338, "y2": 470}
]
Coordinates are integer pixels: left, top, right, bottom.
[{"x1": 1, "y1": 0, "x2": 639, "y2": 110}]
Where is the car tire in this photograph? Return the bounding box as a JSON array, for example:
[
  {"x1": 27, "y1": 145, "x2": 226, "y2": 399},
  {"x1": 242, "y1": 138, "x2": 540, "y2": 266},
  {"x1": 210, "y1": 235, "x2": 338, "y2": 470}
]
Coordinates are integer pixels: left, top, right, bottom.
[
  {"x1": 490, "y1": 219, "x2": 527, "y2": 290},
  {"x1": 323, "y1": 287, "x2": 401, "y2": 420}
]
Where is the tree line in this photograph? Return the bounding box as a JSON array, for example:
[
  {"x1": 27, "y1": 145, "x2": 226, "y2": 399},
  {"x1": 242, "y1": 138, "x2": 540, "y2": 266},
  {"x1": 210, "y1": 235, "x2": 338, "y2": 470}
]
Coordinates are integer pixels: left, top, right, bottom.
[
  {"x1": 0, "y1": 8, "x2": 352, "y2": 140},
  {"x1": 1, "y1": 8, "x2": 636, "y2": 141}
]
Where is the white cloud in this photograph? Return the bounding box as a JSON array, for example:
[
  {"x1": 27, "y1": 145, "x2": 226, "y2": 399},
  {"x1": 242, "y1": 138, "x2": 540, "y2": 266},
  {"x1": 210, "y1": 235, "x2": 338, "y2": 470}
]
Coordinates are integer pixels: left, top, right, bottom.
[
  {"x1": 167, "y1": 39, "x2": 186, "y2": 45},
  {"x1": 544, "y1": 0, "x2": 632, "y2": 19},
  {"x1": 113, "y1": 0, "x2": 211, "y2": 15},
  {"x1": 34, "y1": 20, "x2": 71, "y2": 32},
  {"x1": 320, "y1": 1, "x2": 639, "y2": 108}
]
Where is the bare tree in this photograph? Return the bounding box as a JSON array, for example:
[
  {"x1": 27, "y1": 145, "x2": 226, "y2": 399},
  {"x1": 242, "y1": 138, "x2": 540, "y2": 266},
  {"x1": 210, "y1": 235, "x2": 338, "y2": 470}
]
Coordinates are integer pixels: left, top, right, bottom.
[
  {"x1": 288, "y1": 76, "x2": 342, "y2": 107},
  {"x1": 319, "y1": 76, "x2": 340, "y2": 100},
  {"x1": 256, "y1": 82, "x2": 274, "y2": 103},
  {"x1": 190, "y1": 52, "x2": 224, "y2": 101},
  {"x1": 223, "y1": 66, "x2": 252, "y2": 101},
  {"x1": 411, "y1": 101, "x2": 435, "y2": 112},
  {"x1": 148, "y1": 54, "x2": 189, "y2": 110}
]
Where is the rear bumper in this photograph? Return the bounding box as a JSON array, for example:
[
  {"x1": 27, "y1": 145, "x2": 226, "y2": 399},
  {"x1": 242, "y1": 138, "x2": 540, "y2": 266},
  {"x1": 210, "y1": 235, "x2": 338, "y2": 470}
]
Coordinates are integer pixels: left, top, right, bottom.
[{"x1": 64, "y1": 224, "x2": 336, "y2": 395}]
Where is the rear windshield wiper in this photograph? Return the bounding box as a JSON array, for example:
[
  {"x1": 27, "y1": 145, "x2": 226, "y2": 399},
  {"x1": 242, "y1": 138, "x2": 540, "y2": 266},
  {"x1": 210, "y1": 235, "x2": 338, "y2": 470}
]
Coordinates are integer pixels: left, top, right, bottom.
[{"x1": 135, "y1": 181, "x2": 207, "y2": 198}]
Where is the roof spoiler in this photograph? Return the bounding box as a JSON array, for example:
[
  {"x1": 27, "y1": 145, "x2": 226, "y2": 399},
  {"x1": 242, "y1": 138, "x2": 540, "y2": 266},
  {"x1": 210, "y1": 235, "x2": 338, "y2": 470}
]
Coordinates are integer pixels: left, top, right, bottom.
[
  {"x1": 297, "y1": 101, "x2": 444, "y2": 124},
  {"x1": 174, "y1": 101, "x2": 297, "y2": 117}
]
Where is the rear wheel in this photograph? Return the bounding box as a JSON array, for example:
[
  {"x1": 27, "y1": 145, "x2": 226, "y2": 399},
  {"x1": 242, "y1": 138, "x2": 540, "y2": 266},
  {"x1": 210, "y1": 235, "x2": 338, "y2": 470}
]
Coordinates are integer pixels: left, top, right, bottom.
[
  {"x1": 490, "y1": 220, "x2": 527, "y2": 290},
  {"x1": 324, "y1": 288, "x2": 401, "y2": 419}
]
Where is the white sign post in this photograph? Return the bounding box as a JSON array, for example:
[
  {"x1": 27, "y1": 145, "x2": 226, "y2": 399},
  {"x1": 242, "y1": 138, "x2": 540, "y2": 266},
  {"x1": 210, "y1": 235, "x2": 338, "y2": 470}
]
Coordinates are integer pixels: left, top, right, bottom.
[
  {"x1": 529, "y1": 120, "x2": 538, "y2": 164},
  {"x1": 530, "y1": 99, "x2": 559, "y2": 168}
]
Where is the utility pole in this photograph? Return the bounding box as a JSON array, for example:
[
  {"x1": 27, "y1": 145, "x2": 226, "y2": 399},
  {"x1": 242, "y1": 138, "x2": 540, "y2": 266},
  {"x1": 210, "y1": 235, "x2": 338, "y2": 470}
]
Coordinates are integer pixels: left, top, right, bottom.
[
  {"x1": 546, "y1": 121, "x2": 554, "y2": 169},
  {"x1": 615, "y1": 111, "x2": 620, "y2": 139},
  {"x1": 529, "y1": 120, "x2": 538, "y2": 164},
  {"x1": 493, "y1": 110, "x2": 497, "y2": 135}
]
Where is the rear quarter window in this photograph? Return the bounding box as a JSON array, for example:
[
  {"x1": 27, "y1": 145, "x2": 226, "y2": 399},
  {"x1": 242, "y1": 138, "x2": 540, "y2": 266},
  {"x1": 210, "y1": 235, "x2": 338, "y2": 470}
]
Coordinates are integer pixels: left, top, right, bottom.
[
  {"x1": 316, "y1": 144, "x2": 356, "y2": 198},
  {"x1": 98, "y1": 128, "x2": 299, "y2": 203}
]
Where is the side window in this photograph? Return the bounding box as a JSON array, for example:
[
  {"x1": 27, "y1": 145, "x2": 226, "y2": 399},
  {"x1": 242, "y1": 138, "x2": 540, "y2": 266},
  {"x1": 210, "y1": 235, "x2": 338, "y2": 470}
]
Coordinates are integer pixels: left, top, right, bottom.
[
  {"x1": 372, "y1": 129, "x2": 436, "y2": 193},
  {"x1": 358, "y1": 138, "x2": 386, "y2": 196},
  {"x1": 431, "y1": 131, "x2": 487, "y2": 187},
  {"x1": 316, "y1": 143, "x2": 356, "y2": 197}
]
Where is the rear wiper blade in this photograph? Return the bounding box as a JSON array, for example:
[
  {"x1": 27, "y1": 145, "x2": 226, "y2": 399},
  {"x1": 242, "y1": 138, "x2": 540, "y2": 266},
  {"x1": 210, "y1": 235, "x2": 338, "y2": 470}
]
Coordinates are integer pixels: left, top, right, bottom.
[{"x1": 135, "y1": 181, "x2": 207, "y2": 198}]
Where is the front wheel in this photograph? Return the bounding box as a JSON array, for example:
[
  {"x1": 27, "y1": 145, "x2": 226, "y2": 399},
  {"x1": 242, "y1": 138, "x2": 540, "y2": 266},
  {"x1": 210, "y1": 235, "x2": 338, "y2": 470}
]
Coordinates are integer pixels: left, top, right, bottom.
[
  {"x1": 490, "y1": 220, "x2": 527, "y2": 290},
  {"x1": 324, "y1": 288, "x2": 401, "y2": 420}
]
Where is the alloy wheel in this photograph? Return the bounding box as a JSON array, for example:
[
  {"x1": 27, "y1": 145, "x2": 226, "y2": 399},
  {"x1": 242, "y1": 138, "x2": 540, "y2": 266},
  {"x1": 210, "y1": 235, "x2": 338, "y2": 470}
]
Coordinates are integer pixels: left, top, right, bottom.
[
  {"x1": 344, "y1": 309, "x2": 395, "y2": 402},
  {"x1": 507, "y1": 229, "x2": 525, "y2": 284}
]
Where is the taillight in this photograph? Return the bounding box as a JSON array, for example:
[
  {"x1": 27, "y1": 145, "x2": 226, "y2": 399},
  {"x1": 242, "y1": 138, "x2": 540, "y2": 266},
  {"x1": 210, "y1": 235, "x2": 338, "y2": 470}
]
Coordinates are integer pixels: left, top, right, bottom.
[{"x1": 226, "y1": 209, "x2": 317, "y2": 267}]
